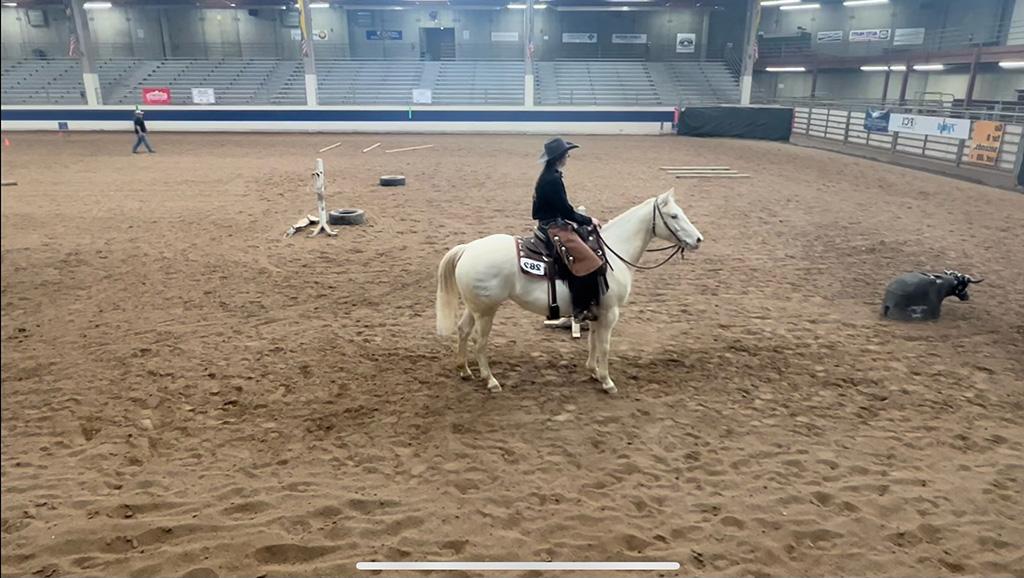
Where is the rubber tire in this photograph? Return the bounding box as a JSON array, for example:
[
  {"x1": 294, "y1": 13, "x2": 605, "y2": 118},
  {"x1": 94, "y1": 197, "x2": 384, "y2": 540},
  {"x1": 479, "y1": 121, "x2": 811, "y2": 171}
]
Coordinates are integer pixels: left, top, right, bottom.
[
  {"x1": 379, "y1": 175, "x2": 406, "y2": 187},
  {"x1": 328, "y1": 209, "x2": 366, "y2": 226}
]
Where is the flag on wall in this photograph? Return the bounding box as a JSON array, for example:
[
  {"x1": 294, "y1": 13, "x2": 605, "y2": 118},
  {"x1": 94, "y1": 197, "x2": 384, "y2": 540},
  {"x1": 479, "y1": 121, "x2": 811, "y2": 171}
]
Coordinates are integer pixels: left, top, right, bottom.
[{"x1": 68, "y1": 33, "x2": 80, "y2": 57}]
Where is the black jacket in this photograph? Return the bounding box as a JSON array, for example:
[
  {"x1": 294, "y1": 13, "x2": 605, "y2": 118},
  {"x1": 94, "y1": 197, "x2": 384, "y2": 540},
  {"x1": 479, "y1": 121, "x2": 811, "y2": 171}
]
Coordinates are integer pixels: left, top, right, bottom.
[
  {"x1": 133, "y1": 117, "x2": 147, "y2": 135},
  {"x1": 532, "y1": 166, "x2": 592, "y2": 226}
]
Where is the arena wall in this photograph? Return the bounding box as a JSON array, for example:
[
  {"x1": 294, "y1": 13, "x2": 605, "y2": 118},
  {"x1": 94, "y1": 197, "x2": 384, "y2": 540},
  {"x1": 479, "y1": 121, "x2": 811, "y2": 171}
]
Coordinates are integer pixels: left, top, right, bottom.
[{"x1": 0, "y1": 105, "x2": 676, "y2": 135}]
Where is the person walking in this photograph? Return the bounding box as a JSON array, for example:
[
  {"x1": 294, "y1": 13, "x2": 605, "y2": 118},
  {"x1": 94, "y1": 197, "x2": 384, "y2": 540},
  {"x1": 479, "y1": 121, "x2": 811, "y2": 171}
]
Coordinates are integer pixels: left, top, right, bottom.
[{"x1": 132, "y1": 110, "x2": 155, "y2": 154}]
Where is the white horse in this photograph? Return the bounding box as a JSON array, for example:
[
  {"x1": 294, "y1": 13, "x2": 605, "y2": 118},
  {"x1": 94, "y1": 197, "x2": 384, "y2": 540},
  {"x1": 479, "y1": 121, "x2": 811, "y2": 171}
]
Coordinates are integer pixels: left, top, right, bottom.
[{"x1": 435, "y1": 188, "x2": 703, "y2": 394}]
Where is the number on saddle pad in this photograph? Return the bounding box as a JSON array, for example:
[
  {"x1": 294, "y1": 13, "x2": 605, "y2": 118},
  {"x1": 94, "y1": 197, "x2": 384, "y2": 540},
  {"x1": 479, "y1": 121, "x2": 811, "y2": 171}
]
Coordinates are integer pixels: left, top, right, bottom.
[{"x1": 519, "y1": 257, "x2": 547, "y2": 277}]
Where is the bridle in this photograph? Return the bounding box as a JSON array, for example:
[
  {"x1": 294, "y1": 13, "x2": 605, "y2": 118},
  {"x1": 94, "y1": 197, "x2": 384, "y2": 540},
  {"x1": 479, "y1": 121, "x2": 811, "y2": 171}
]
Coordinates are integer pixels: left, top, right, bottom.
[{"x1": 596, "y1": 201, "x2": 690, "y2": 271}]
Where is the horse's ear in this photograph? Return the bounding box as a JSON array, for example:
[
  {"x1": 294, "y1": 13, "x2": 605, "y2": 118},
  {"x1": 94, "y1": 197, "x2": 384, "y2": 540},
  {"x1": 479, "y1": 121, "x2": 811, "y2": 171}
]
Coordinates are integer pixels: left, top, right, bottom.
[{"x1": 657, "y1": 188, "x2": 675, "y2": 207}]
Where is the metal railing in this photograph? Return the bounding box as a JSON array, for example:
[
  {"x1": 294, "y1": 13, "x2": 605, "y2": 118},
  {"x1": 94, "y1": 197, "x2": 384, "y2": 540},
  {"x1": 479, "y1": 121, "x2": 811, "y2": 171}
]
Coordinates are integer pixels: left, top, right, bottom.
[
  {"x1": 790, "y1": 102, "x2": 1024, "y2": 178},
  {"x1": 765, "y1": 97, "x2": 1024, "y2": 122},
  {"x1": 757, "y1": 21, "x2": 1024, "y2": 62}
]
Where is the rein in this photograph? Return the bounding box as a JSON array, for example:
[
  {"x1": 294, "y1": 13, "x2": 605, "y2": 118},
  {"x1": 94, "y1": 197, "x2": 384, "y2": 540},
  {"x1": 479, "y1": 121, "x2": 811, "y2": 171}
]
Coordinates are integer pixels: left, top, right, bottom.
[{"x1": 596, "y1": 202, "x2": 686, "y2": 271}]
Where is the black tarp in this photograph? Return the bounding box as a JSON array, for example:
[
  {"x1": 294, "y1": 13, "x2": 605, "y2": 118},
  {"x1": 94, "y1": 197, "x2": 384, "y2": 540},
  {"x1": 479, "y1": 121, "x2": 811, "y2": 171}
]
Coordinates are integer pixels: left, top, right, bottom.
[{"x1": 677, "y1": 106, "x2": 794, "y2": 141}]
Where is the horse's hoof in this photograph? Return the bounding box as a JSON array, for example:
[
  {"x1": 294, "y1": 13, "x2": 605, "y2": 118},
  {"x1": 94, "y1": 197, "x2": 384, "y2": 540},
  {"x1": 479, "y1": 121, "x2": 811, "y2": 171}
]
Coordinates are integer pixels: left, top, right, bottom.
[
  {"x1": 458, "y1": 367, "x2": 474, "y2": 380},
  {"x1": 603, "y1": 384, "x2": 618, "y2": 394},
  {"x1": 487, "y1": 382, "x2": 502, "y2": 393},
  {"x1": 589, "y1": 371, "x2": 601, "y2": 382}
]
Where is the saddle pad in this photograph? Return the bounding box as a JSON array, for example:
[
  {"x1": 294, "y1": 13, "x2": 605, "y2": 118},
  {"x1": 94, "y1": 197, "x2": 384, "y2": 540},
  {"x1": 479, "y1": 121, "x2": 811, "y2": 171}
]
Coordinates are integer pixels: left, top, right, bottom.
[{"x1": 516, "y1": 237, "x2": 549, "y2": 277}]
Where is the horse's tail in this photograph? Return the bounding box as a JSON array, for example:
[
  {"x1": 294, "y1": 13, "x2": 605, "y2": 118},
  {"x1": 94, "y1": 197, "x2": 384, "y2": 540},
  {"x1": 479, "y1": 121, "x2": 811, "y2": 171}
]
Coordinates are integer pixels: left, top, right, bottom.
[{"x1": 436, "y1": 244, "x2": 466, "y2": 336}]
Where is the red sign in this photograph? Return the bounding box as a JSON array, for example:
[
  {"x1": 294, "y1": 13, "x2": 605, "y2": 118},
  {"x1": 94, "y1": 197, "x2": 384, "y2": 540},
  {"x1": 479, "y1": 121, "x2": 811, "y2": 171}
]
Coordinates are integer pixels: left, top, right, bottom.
[{"x1": 142, "y1": 87, "x2": 171, "y2": 105}]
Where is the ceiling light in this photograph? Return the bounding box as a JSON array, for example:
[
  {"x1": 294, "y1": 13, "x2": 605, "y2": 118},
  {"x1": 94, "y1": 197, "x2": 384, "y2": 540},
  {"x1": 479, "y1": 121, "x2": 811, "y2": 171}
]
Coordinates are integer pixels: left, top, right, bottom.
[
  {"x1": 308, "y1": 1, "x2": 329, "y2": 6},
  {"x1": 843, "y1": 0, "x2": 887, "y2": 5},
  {"x1": 780, "y1": 2, "x2": 819, "y2": 9},
  {"x1": 888, "y1": 64, "x2": 906, "y2": 71},
  {"x1": 760, "y1": 0, "x2": 800, "y2": 5},
  {"x1": 83, "y1": 1, "x2": 112, "y2": 8},
  {"x1": 998, "y1": 61, "x2": 1024, "y2": 69},
  {"x1": 2, "y1": 2, "x2": 18, "y2": 6},
  {"x1": 765, "y1": 66, "x2": 807, "y2": 72},
  {"x1": 507, "y1": 3, "x2": 526, "y2": 7},
  {"x1": 913, "y1": 64, "x2": 944, "y2": 71},
  {"x1": 860, "y1": 65, "x2": 890, "y2": 71}
]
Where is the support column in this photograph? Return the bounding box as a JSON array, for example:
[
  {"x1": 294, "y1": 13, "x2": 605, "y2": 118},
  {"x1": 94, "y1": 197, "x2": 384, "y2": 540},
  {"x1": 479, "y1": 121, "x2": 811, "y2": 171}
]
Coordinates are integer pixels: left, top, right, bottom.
[
  {"x1": 898, "y1": 61, "x2": 911, "y2": 105},
  {"x1": 965, "y1": 47, "x2": 981, "y2": 107},
  {"x1": 699, "y1": 7, "x2": 711, "y2": 61},
  {"x1": 739, "y1": 0, "x2": 761, "y2": 105},
  {"x1": 69, "y1": 0, "x2": 102, "y2": 105},
  {"x1": 298, "y1": 0, "x2": 318, "y2": 106},
  {"x1": 524, "y1": 0, "x2": 535, "y2": 107},
  {"x1": 881, "y1": 68, "x2": 891, "y2": 101},
  {"x1": 159, "y1": 9, "x2": 173, "y2": 58},
  {"x1": 809, "y1": 64, "x2": 819, "y2": 98}
]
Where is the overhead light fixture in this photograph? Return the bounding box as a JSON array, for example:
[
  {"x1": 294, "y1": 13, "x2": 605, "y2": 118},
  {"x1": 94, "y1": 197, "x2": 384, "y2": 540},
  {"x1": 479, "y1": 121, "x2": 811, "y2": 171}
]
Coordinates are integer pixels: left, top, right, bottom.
[
  {"x1": 83, "y1": 1, "x2": 112, "y2": 8},
  {"x1": 780, "y1": 2, "x2": 820, "y2": 9},
  {"x1": 760, "y1": 0, "x2": 800, "y2": 5},
  {"x1": 765, "y1": 66, "x2": 807, "y2": 72},
  {"x1": 2, "y1": 2, "x2": 18, "y2": 6},
  {"x1": 860, "y1": 65, "x2": 890, "y2": 71},
  {"x1": 913, "y1": 64, "x2": 944, "y2": 71},
  {"x1": 889, "y1": 64, "x2": 907, "y2": 71},
  {"x1": 308, "y1": 1, "x2": 329, "y2": 6},
  {"x1": 999, "y1": 61, "x2": 1024, "y2": 69},
  {"x1": 507, "y1": 3, "x2": 526, "y2": 7},
  {"x1": 843, "y1": 0, "x2": 887, "y2": 5}
]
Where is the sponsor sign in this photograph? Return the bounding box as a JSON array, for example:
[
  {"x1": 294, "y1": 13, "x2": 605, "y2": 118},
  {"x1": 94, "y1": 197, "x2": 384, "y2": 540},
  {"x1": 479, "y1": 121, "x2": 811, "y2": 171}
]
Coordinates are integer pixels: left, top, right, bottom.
[
  {"x1": 412, "y1": 88, "x2": 432, "y2": 104},
  {"x1": 366, "y1": 29, "x2": 402, "y2": 41},
  {"x1": 562, "y1": 32, "x2": 597, "y2": 44},
  {"x1": 864, "y1": 107, "x2": 890, "y2": 133},
  {"x1": 893, "y1": 27, "x2": 926, "y2": 45},
  {"x1": 290, "y1": 29, "x2": 302, "y2": 41},
  {"x1": 967, "y1": 121, "x2": 1004, "y2": 166},
  {"x1": 142, "y1": 87, "x2": 171, "y2": 105},
  {"x1": 816, "y1": 30, "x2": 843, "y2": 43},
  {"x1": 191, "y1": 87, "x2": 216, "y2": 105},
  {"x1": 849, "y1": 28, "x2": 891, "y2": 42},
  {"x1": 676, "y1": 32, "x2": 696, "y2": 53},
  {"x1": 888, "y1": 113, "x2": 970, "y2": 140},
  {"x1": 491, "y1": 31, "x2": 519, "y2": 42},
  {"x1": 612, "y1": 33, "x2": 647, "y2": 44}
]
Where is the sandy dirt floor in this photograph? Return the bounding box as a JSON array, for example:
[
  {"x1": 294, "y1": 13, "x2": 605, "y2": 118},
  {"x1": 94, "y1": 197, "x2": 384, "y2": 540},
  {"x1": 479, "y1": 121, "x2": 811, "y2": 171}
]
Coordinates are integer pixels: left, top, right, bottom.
[{"x1": 1, "y1": 132, "x2": 1022, "y2": 577}]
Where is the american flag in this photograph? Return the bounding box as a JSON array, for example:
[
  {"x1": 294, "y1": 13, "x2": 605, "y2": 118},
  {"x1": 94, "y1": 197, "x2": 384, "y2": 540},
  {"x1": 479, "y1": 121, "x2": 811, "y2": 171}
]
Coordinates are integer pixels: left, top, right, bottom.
[{"x1": 68, "y1": 33, "x2": 80, "y2": 57}]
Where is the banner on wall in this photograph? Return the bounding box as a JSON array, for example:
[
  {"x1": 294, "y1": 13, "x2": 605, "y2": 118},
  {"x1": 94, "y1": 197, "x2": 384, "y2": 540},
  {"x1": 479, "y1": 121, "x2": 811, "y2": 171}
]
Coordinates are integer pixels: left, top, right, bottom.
[
  {"x1": 290, "y1": 29, "x2": 302, "y2": 41},
  {"x1": 491, "y1": 31, "x2": 519, "y2": 42},
  {"x1": 675, "y1": 33, "x2": 695, "y2": 53},
  {"x1": 816, "y1": 30, "x2": 843, "y2": 43},
  {"x1": 142, "y1": 87, "x2": 171, "y2": 105},
  {"x1": 849, "y1": 28, "x2": 891, "y2": 42},
  {"x1": 967, "y1": 121, "x2": 1004, "y2": 166},
  {"x1": 366, "y1": 29, "x2": 402, "y2": 41},
  {"x1": 191, "y1": 87, "x2": 215, "y2": 105},
  {"x1": 562, "y1": 32, "x2": 597, "y2": 43},
  {"x1": 612, "y1": 33, "x2": 648, "y2": 44},
  {"x1": 888, "y1": 113, "x2": 970, "y2": 140},
  {"x1": 864, "y1": 107, "x2": 890, "y2": 133},
  {"x1": 893, "y1": 27, "x2": 926, "y2": 45}
]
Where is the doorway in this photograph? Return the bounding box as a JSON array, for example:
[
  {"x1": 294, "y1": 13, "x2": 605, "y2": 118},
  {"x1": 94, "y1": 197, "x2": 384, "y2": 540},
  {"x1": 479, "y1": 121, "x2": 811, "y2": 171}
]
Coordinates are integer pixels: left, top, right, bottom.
[{"x1": 421, "y1": 27, "x2": 455, "y2": 61}]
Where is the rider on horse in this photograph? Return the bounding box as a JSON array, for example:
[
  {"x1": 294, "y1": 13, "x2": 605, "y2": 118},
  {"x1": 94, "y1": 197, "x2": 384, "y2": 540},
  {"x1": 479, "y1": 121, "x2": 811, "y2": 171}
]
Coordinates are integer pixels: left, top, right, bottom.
[{"x1": 533, "y1": 137, "x2": 607, "y2": 322}]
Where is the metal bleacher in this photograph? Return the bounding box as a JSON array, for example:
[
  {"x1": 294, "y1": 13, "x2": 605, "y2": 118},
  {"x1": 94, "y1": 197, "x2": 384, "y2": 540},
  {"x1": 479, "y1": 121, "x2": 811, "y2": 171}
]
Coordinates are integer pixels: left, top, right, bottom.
[
  {"x1": 316, "y1": 60, "x2": 425, "y2": 105},
  {"x1": 662, "y1": 61, "x2": 741, "y2": 105},
  {"x1": 1, "y1": 57, "x2": 740, "y2": 106},
  {"x1": 1, "y1": 59, "x2": 85, "y2": 104},
  {"x1": 106, "y1": 59, "x2": 278, "y2": 105},
  {"x1": 534, "y1": 61, "x2": 663, "y2": 106},
  {"x1": 431, "y1": 61, "x2": 525, "y2": 105}
]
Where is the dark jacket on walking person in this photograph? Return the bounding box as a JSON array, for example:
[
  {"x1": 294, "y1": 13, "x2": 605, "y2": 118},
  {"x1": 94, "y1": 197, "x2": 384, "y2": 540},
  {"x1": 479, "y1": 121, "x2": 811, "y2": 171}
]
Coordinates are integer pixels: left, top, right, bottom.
[{"x1": 132, "y1": 110, "x2": 155, "y2": 154}]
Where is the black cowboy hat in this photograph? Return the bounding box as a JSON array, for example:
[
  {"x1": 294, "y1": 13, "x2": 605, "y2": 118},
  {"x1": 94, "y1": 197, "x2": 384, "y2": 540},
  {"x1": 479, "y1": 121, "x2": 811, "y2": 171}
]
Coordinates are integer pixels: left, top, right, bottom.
[{"x1": 538, "y1": 137, "x2": 579, "y2": 162}]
